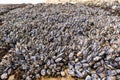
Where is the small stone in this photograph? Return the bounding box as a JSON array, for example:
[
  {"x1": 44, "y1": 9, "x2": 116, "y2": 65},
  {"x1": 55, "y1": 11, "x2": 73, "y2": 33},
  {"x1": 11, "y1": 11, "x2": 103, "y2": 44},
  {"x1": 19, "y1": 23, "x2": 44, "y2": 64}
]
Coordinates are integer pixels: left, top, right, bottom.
[
  {"x1": 7, "y1": 68, "x2": 12, "y2": 75},
  {"x1": 112, "y1": 5, "x2": 117, "y2": 10},
  {"x1": 68, "y1": 63, "x2": 74, "y2": 69},
  {"x1": 117, "y1": 75, "x2": 120, "y2": 79},
  {"x1": 26, "y1": 76, "x2": 32, "y2": 80},
  {"x1": 55, "y1": 57, "x2": 62, "y2": 62},
  {"x1": 47, "y1": 60, "x2": 51, "y2": 66},
  {"x1": 106, "y1": 55, "x2": 112, "y2": 60},
  {"x1": 82, "y1": 71, "x2": 87, "y2": 77},
  {"x1": 75, "y1": 58, "x2": 79, "y2": 62},
  {"x1": 107, "y1": 65, "x2": 114, "y2": 69},
  {"x1": 69, "y1": 52, "x2": 74, "y2": 58},
  {"x1": 93, "y1": 56, "x2": 101, "y2": 61},
  {"x1": 22, "y1": 64, "x2": 28, "y2": 70},
  {"x1": 1, "y1": 73, "x2": 8, "y2": 79},
  {"x1": 76, "y1": 70, "x2": 82, "y2": 78},
  {"x1": 77, "y1": 51, "x2": 82, "y2": 57},
  {"x1": 96, "y1": 67, "x2": 104, "y2": 73},
  {"x1": 68, "y1": 69, "x2": 75, "y2": 76},
  {"x1": 102, "y1": 77, "x2": 106, "y2": 80},
  {"x1": 47, "y1": 69, "x2": 51, "y2": 75},
  {"x1": 60, "y1": 71, "x2": 65, "y2": 77},
  {"x1": 107, "y1": 76, "x2": 116, "y2": 80},
  {"x1": 115, "y1": 57, "x2": 120, "y2": 61},
  {"x1": 99, "y1": 51, "x2": 105, "y2": 56},
  {"x1": 98, "y1": 72, "x2": 106, "y2": 78},
  {"x1": 85, "y1": 75, "x2": 92, "y2": 80},
  {"x1": 116, "y1": 69, "x2": 120, "y2": 74},
  {"x1": 91, "y1": 73, "x2": 99, "y2": 79},
  {"x1": 36, "y1": 74, "x2": 40, "y2": 78},
  {"x1": 107, "y1": 70, "x2": 117, "y2": 76},
  {"x1": 82, "y1": 63, "x2": 89, "y2": 67},
  {"x1": 107, "y1": 48, "x2": 114, "y2": 54},
  {"x1": 75, "y1": 62, "x2": 82, "y2": 70},
  {"x1": 41, "y1": 69, "x2": 46, "y2": 76}
]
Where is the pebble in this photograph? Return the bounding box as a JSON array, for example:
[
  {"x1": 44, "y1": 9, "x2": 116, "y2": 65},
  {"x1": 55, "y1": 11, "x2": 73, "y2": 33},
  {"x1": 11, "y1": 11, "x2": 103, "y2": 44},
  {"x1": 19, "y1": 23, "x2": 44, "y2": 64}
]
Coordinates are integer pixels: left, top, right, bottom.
[
  {"x1": 107, "y1": 70, "x2": 117, "y2": 76},
  {"x1": 107, "y1": 76, "x2": 116, "y2": 80},
  {"x1": 76, "y1": 70, "x2": 82, "y2": 77},
  {"x1": 85, "y1": 75, "x2": 92, "y2": 80},
  {"x1": 93, "y1": 56, "x2": 101, "y2": 61},
  {"x1": 115, "y1": 57, "x2": 120, "y2": 61},
  {"x1": 26, "y1": 76, "x2": 32, "y2": 80},
  {"x1": 1, "y1": 73, "x2": 8, "y2": 79},
  {"x1": 60, "y1": 71, "x2": 66, "y2": 77},
  {"x1": 41, "y1": 69, "x2": 46, "y2": 76},
  {"x1": 77, "y1": 51, "x2": 82, "y2": 57},
  {"x1": 46, "y1": 69, "x2": 51, "y2": 75},
  {"x1": 69, "y1": 52, "x2": 74, "y2": 59},
  {"x1": 112, "y1": 5, "x2": 117, "y2": 10},
  {"x1": 55, "y1": 57, "x2": 62, "y2": 62},
  {"x1": 36, "y1": 74, "x2": 40, "y2": 78},
  {"x1": 68, "y1": 69, "x2": 75, "y2": 76}
]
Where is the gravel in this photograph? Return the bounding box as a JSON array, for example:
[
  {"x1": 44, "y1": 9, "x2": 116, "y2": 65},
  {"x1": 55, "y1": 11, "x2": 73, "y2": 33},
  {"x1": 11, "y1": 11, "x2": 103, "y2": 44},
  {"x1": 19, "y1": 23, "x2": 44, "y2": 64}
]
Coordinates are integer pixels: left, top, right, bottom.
[{"x1": 0, "y1": 2, "x2": 120, "y2": 79}]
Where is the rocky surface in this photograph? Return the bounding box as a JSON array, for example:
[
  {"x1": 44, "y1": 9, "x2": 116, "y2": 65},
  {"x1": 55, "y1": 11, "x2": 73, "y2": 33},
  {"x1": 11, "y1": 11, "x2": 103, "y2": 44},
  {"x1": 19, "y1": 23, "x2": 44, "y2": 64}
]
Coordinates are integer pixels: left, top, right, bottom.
[
  {"x1": 45, "y1": 0, "x2": 120, "y2": 4},
  {"x1": 0, "y1": 2, "x2": 120, "y2": 80}
]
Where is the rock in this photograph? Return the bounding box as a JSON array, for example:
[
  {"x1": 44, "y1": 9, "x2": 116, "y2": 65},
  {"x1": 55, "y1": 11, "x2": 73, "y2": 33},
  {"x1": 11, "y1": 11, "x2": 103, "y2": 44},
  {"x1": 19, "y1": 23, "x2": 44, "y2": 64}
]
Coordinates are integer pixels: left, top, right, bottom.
[
  {"x1": 1, "y1": 73, "x2": 8, "y2": 79},
  {"x1": 91, "y1": 73, "x2": 99, "y2": 79},
  {"x1": 98, "y1": 72, "x2": 106, "y2": 78},
  {"x1": 107, "y1": 76, "x2": 116, "y2": 80},
  {"x1": 93, "y1": 56, "x2": 101, "y2": 61},
  {"x1": 68, "y1": 69, "x2": 75, "y2": 76},
  {"x1": 76, "y1": 70, "x2": 82, "y2": 78},
  {"x1": 75, "y1": 62, "x2": 82, "y2": 70},
  {"x1": 35, "y1": 74, "x2": 40, "y2": 78},
  {"x1": 117, "y1": 75, "x2": 120, "y2": 79},
  {"x1": 46, "y1": 69, "x2": 51, "y2": 75},
  {"x1": 85, "y1": 75, "x2": 92, "y2": 80},
  {"x1": 69, "y1": 52, "x2": 74, "y2": 59},
  {"x1": 107, "y1": 70, "x2": 117, "y2": 76},
  {"x1": 55, "y1": 57, "x2": 62, "y2": 62},
  {"x1": 7, "y1": 68, "x2": 12, "y2": 75},
  {"x1": 46, "y1": 60, "x2": 51, "y2": 66},
  {"x1": 77, "y1": 51, "x2": 82, "y2": 57},
  {"x1": 26, "y1": 76, "x2": 32, "y2": 80},
  {"x1": 115, "y1": 57, "x2": 120, "y2": 61},
  {"x1": 60, "y1": 71, "x2": 66, "y2": 77},
  {"x1": 41, "y1": 69, "x2": 46, "y2": 76},
  {"x1": 82, "y1": 63, "x2": 89, "y2": 67},
  {"x1": 112, "y1": 5, "x2": 117, "y2": 10}
]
